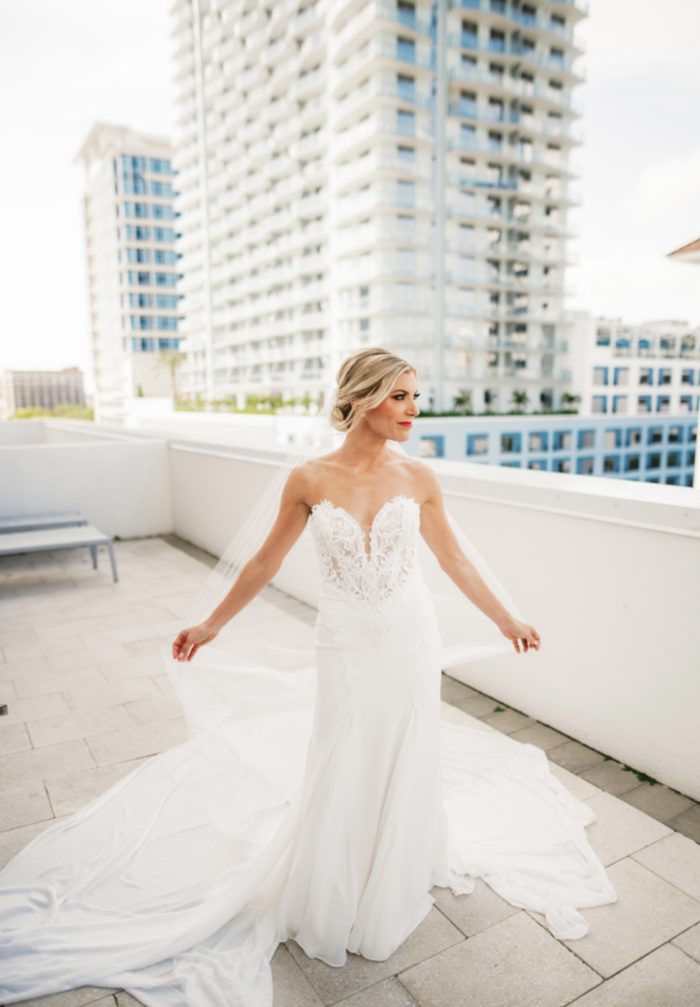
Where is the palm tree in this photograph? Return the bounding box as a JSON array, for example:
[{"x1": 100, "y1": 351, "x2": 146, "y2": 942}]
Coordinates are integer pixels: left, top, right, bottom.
[
  {"x1": 511, "y1": 389, "x2": 529, "y2": 413},
  {"x1": 453, "y1": 388, "x2": 472, "y2": 415},
  {"x1": 160, "y1": 350, "x2": 187, "y2": 402}
]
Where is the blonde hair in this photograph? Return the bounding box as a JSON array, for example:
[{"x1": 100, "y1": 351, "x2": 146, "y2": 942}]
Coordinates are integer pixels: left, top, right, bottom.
[{"x1": 329, "y1": 347, "x2": 417, "y2": 433}]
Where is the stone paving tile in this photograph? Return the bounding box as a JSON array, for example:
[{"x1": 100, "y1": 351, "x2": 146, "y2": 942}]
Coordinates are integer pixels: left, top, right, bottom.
[
  {"x1": 632, "y1": 832, "x2": 700, "y2": 902},
  {"x1": 673, "y1": 921, "x2": 700, "y2": 964},
  {"x1": 5, "y1": 991, "x2": 117, "y2": 1007},
  {"x1": 567, "y1": 942, "x2": 700, "y2": 1006},
  {"x1": 46, "y1": 759, "x2": 151, "y2": 817},
  {"x1": 0, "y1": 691, "x2": 71, "y2": 726},
  {"x1": 26, "y1": 705, "x2": 134, "y2": 749},
  {"x1": 286, "y1": 907, "x2": 464, "y2": 1005},
  {"x1": 62, "y1": 677, "x2": 162, "y2": 712},
  {"x1": 439, "y1": 701, "x2": 498, "y2": 734},
  {"x1": 335, "y1": 977, "x2": 419, "y2": 1006},
  {"x1": 583, "y1": 791, "x2": 672, "y2": 865},
  {"x1": 453, "y1": 692, "x2": 502, "y2": 718},
  {"x1": 508, "y1": 722, "x2": 570, "y2": 751},
  {"x1": 0, "y1": 656, "x2": 51, "y2": 680},
  {"x1": 439, "y1": 674, "x2": 480, "y2": 706},
  {"x1": 0, "y1": 739, "x2": 96, "y2": 792},
  {"x1": 0, "y1": 720, "x2": 32, "y2": 755},
  {"x1": 548, "y1": 764, "x2": 601, "y2": 801},
  {"x1": 431, "y1": 877, "x2": 520, "y2": 937},
  {"x1": 85, "y1": 717, "x2": 187, "y2": 767},
  {"x1": 620, "y1": 782, "x2": 695, "y2": 823},
  {"x1": 48, "y1": 646, "x2": 132, "y2": 673},
  {"x1": 271, "y1": 944, "x2": 324, "y2": 1007},
  {"x1": 546, "y1": 740, "x2": 606, "y2": 774},
  {"x1": 481, "y1": 707, "x2": 537, "y2": 734},
  {"x1": 579, "y1": 759, "x2": 643, "y2": 797},
  {"x1": 667, "y1": 804, "x2": 700, "y2": 844},
  {"x1": 0, "y1": 779, "x2": 53, "y2": 831},
  {"x1": 115, "y1": 993, "x2": 144, "y2": 1007},
  {"x1": 12, "y1": 668, "x2": 110, "y2": 701},
  {"x1": 122, "y1": 694, "x2": 184, "y2": 725},
  {"x1": 529, "y1": 857, "x2": 700, "y2": 979},
  {"x1": 399, "y1": 911, "x2": 600, "y2": 1007}
]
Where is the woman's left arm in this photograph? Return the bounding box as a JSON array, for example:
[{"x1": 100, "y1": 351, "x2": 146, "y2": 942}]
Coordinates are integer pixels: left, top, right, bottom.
[{"x1": 415, "y1": 463, "x2": 540, "y2": 654}]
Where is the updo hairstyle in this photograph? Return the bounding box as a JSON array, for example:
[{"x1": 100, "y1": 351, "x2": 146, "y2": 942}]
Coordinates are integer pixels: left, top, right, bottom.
[{"x1": 329, "y1": 347, "x2": 417, "y2": 433}]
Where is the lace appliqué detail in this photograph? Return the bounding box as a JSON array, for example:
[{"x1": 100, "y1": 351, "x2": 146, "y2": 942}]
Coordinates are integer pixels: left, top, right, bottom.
[{"x1": 309, "y1": 495, "x2": 420, "y2": 611}]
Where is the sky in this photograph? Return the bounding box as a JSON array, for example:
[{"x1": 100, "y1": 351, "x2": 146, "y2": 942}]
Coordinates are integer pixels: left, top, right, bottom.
[{"x1": 0, "y1": 0, "x2": 698, "y2": 388}]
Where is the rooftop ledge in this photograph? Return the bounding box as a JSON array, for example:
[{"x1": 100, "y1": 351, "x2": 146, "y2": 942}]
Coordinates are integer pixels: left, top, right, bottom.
[{"x1": 1, "y1": 418, "x2": 699, "y2": 807}]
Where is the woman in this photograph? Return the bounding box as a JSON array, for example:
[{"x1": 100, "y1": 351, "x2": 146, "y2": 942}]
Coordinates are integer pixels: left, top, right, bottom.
[{"x1": 0, "y1": 348, "x2": 616, "y2": 1007}]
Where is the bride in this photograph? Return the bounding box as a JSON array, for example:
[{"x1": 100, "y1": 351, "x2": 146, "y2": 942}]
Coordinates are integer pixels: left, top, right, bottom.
[{"x1": 0, "y1": 348, "x2": 617, "y2": 1007}]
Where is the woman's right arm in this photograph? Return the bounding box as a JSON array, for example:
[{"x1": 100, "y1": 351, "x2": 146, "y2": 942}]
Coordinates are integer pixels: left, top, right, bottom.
[{"x1": 171, "y1": 464, "x2": 312, "y2": 662}]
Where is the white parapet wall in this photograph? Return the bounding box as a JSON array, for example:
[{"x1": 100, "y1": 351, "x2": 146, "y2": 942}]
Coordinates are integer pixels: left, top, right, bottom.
[
  {"x1": 169, "y1": 439, "x2": 700, "y2": 802},
  {"x1": 0, "y1": 422, "x2": 172, "y2": 538}
]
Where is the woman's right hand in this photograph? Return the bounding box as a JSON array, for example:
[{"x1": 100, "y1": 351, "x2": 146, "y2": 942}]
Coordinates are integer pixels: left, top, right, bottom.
[{"x1": 171, "y1": 622, "x2": 218, "y2": 663}]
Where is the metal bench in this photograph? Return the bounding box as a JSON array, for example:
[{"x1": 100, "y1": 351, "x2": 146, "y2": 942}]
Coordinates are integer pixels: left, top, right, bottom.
[
  {"x1": 0, "y1": 524, "x2": 119, "y2": 583},
  {"x1": 0, "y1": 512, "x2": 88, "y2": 534}
]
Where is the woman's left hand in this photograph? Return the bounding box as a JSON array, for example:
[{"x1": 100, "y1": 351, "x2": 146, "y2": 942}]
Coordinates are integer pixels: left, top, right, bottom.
[{"x1": 499, "y1": 618, "x2": 541, "y2": 654}]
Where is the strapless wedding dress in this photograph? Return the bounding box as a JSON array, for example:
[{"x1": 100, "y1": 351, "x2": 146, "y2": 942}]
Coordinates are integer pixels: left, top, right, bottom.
[{"x1": 0, "y1": 495, "x2": 617, "y2": 1006}]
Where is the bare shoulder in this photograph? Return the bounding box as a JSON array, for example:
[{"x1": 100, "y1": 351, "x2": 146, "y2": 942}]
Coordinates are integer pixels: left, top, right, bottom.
[
  {"x1": 404, "y1": 457, "x2": 442, "y2": 501},
  {"x1": 283, "y1": 454, "x2": 337, "y2": 506}
]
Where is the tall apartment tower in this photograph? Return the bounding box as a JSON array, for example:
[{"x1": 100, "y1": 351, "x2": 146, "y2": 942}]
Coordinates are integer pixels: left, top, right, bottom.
[
  {"x1": 76, "y1": 123, "x2": 182, "y2": 423},
  {"x1": 170, "y1": 0, "x2": 584, "y2": 412}
]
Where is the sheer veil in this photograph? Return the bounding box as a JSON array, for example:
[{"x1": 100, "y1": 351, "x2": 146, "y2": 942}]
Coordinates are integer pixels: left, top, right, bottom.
[{"x1": 162, "y1": 369, "x2": 525, "y2": 742}]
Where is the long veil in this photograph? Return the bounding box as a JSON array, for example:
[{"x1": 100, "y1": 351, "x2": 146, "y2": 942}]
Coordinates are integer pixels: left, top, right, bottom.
[{"x1": 0, "y1": 372, "x2": 541, "y2": 1007}]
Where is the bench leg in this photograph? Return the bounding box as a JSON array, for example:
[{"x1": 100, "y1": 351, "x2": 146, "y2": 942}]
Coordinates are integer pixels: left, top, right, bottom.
[
  {"x1": 89, "y1": 545, "x2": 98, "y2": 570},
  {"x1": 107, "y1": 543, "x2": 119, "y2": 583}
]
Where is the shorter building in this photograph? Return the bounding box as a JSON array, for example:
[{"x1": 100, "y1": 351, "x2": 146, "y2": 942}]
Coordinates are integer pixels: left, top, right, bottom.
[
  {"x1": 0, "y1": 368, "x2": 85, "y2": 420},
  {"x1": 568, "y1": 314, "x2": 700, "y2": 418},
  {"x1": 404, "y1": 412, "x2": 696, "y2": 488}
]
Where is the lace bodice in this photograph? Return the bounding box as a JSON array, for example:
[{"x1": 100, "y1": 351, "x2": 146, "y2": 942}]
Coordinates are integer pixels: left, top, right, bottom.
[{"x1": 308, "y1": 494, "x2": 421, "y2": 606}]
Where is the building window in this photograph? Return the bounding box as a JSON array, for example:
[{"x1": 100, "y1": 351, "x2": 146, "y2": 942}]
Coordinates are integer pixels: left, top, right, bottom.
[
  {"x1": 553, "y1": 458, "x2": 571, "y2": 473},
  {"x1": 612, "y1": 396, "x2": 628, "y2": 413},
  {"x1": 604, "y1": 429, "x2": 624, "y2": 448},
  {"x1": 501, "y1": 432, "x2": 522, "y2": 453},
  {"x1": 667, "y1": 451, "x2": 680, "y2": 467},
  {"x1": 687, "y1": 450, "x2": 696, "y2": 466},
  {"x1": 658, "y1": 368, "x2": 672, "y2": 385},
  {"x1": 397, "y1": 73, "x2": 416, "y2": 100},
  {"x1": 681, "y1": 368, "x2": 695, "y2": 385},
  {"x1": 625, "y1": 455, "x2": 640, "y2": 472},
  {"x1": 489, "y1": 29, "x2": 505, "y2": 52},
  {"x1": 637, "y1": 395, "x2": 652, "y2": 413},
  {"x1": 396, "y1": 108, "x2": 415, "y2": 135},
  {"x1": 647, "y1": 427, "x2": 663, "y2": 445},
  {"x1": 397, "y1": 144, "x2": 415, "y2": 161},
  {"x1": 500, "y1": 460, "x2": 522, "y2": 468},
  {"x1": 419, "y1": 435, "x2": 444, "y2": 458},
  {"x1": 613, "y1": 367, "x2": 629, "y2": 386},
  {"x1": 396, "y1": 179, "x2": 415, "y2": 207},
  {"x1": 396, "y1": 36, "x2": 416, "y2": 62},
  {"x1": 577, "y1": 429, "x2": 595, "y2": 449},
  {"x1": 592, "y1": 396, "x2": 607, "y2": 414},
  {"x1": 625, "y1": 428, "x2": 642, "y2": 447},
  {"x1": 553, "y1": 430, "x2": 572, "y2": 451},
  {"x1": 397, "y1": 0, "x2": 416, "y2": 28},
  {"x1": 528, "y1": 431, "x2": 548, "y2": 451},
  {"x1": 656, "y1": 395, "x2": 671, "y2": 413},
  {"x1": 668, "y1": 426, "x2": 681, "y2": 443},
  {"x1": 458, "y1": 90, "x2": 477, "y2": 117},
  {"x1": 647, "y1": 453, "x2": 661, "y2": 470},
  {"x1": 680, "y1": 395, "x2": 695, "y2": 413},
  {"x1": 466, "y1": 433, "x2": 489, "y2": 455},
  {"x1": 639, "y1": 367, "x2": 653, "y2": 385},
  {"x1": 593, "y1": 366, "x2": 608, "y2": 386},
  {"x1": 603, "y1": 455, "x2": 620, "y2": 473},
  {"x1": 576, "y1": 457, "x2": 594, "y2": 475},
  {"x1": 528, "y1": 458, "x2": 548, "y2": 470},
  {"x1": 461, "y1": 20, "x2": 478, "y2": 48}
]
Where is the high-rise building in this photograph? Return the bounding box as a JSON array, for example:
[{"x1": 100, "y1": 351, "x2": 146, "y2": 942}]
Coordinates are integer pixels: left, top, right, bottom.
[
  {"x1": 0, "y1": 368, "x2": 86, "y2": 421},
  {"x1": 170, "y1": 0, "x2": 585, "y2": 412},
  {"x1": 76, "y1": 123, "x2": 182, "y2": 424}
]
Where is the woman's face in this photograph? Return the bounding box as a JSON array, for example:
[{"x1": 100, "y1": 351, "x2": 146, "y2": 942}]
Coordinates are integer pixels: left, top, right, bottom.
[{"x1": 355, "y1": 369, "x2": 421, "y2": 441}]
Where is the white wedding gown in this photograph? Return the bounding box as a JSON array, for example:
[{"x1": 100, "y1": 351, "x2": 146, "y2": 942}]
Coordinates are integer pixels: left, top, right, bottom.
[{"x1": 0, "y1": 495, "x2": 617, "y2": 1006}]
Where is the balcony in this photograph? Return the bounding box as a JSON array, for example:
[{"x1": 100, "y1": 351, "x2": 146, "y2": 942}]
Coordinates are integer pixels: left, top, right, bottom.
[{"x1": 0, "y1": 417, "x2": 698, "y2": 1005}]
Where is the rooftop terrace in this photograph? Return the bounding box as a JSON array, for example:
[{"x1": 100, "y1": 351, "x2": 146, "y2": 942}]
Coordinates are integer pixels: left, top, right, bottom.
[{"x1": 1, "y1": 417, "x2": 699, "y2": 1004}]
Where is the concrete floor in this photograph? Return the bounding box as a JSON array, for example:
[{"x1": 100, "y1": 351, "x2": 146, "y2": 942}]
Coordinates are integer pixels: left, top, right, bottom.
[{"x1": 1, "y1": 536, "x2": 699, "y2": 1007}]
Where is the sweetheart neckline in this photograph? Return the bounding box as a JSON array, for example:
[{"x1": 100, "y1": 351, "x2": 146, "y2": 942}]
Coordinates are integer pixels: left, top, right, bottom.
[{"x1": 309, "y1": 494, "x2": 421, "y2": 559}]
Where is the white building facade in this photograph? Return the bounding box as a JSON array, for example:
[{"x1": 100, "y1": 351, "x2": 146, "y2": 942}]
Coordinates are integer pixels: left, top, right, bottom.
[
  {"x1": 170, "y1": 0, "x2": 584, "y2": 412},
  {"x1": 569, "y1": 314, "x2": 700, "y2": 419},
  {"x1": 0, "y1": 368, "x2": 86, "y2": 421},
  {"x1": 76, "y1": 123, "x2": 182, "y2": 424}
]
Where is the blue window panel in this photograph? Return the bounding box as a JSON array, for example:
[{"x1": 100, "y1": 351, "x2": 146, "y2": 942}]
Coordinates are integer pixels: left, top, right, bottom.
[
  {"x1": 576, "y1": 457, "x2": 595, "y2": 475},
  {"x1": 613, "y1": 367, "x2": 629, "y2": 386},
  {"x1": 158, "y1": 337, "x2": 180, "y2": 351},
  {"x1": 639, "y1": 367, "x2": 653, "y2": 385},
  {"x1": 419, "y1": 435, "x2": 444, "y2": 458},
  {"x1": 553, "y1": 430, "x2": 572, "y2": 450},
  {"x1": 500, "y1": 460, "x2": 521, "y2": 467},
  {"x1": 500, "y1": 432, "x2": 521, "y2": 453},
  {"x1": 396, "y1": 36, "x2": 416, "y2": 62},
  {"x1": 156, "y1": 316, "x2": 178, "y2": 331},
  {"x1": 466, "y1": 433, "x2": 489, "y2": 455},
  {"x1": 603, "y1": 455, "x2": 620, "y2": 473},
  {"x1": 612, "y1": 396, "x2": 628, "y2": 413},
  {"x1": 637, "y1": 395, "x2": 652, "y2": 412},
  {"x1": 592, "y1": 396, "x2": 607, "y2": 413},
  {"x1": 577, "y1": 429, "x2": 595, "y2": 449},
  {"x1": 396, "y1": 109, "x2": 415, "y2": 135},
  {"x1": 130, "y1": 336, "x2": 154, "y2": 352},
  {"x1": 528, "y1": 431, "x2": 549, "y2": 451},
  {"x1": 527, "y1": 458, "x2": 548, "y2": 471},
  {"x1": 155, "y1": 273, "x2": 178, "y2": 287},
  {"x1": 657, "y1": 368, "x2": 672, "y2": 385}
]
